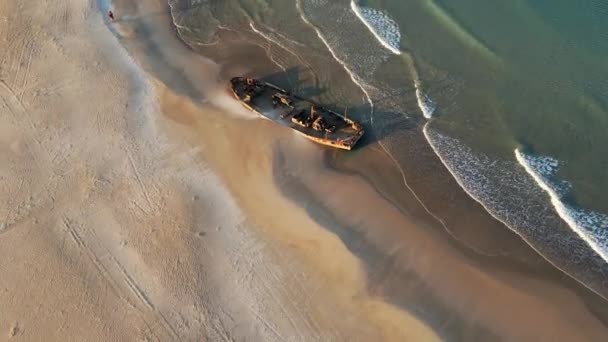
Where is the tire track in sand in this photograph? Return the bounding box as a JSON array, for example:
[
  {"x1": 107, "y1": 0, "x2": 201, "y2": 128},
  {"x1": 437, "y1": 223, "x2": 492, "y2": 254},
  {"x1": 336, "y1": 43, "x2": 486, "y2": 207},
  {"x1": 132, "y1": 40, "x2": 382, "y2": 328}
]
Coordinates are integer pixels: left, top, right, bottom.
[{"x1": 62, "y1": 216, "x2": 179, "y2": 341}]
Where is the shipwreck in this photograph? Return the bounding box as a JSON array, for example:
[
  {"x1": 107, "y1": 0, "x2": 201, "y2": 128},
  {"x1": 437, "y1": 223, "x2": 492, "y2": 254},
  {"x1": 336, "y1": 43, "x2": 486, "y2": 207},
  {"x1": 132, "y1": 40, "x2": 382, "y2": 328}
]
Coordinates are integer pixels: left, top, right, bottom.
[{"x1": 230, "y1": 77, "x2": 364, "y2": 150}]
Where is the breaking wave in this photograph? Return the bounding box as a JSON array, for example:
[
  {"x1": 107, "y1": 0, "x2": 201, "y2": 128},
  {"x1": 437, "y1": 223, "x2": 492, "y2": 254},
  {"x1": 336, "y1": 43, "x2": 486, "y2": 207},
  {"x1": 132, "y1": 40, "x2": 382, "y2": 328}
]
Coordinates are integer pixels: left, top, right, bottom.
[
  {"x1": 423, "y1": 124, "x2": 556, "y2": 236},
  {"x1": 350, "y1": 0, "x2": 437, "y2": 120},
  {"x1": 295, "y1": 0, "x2": 375, "y2": 104},
  {"x1": 415, "y1": 86, "x2": 436, "y2": 119},
  {"x1": 350, "y1": 1, "x2": 402, "y2": 55},
  {"x1": 515, "y1": 149, "x2": 608, "y2": 262},
  {"x1": 423, "y1": 123, "x2": 608, "y2": 297}
]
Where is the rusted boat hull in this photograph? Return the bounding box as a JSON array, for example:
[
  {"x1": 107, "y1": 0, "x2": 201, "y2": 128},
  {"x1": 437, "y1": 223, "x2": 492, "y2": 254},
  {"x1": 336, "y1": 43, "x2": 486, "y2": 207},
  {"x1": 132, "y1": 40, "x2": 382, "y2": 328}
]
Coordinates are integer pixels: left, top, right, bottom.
[{"x1": 229, "y1": 77, "x2": 364, "y2": 150}]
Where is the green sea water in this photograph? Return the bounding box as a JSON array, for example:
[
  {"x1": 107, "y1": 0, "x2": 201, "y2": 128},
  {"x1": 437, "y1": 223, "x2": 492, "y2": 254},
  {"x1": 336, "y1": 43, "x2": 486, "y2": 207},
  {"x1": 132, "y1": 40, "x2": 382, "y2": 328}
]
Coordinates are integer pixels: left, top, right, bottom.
[{"x1": 383, "y1": 0, "x2": 608, "y2": 211}]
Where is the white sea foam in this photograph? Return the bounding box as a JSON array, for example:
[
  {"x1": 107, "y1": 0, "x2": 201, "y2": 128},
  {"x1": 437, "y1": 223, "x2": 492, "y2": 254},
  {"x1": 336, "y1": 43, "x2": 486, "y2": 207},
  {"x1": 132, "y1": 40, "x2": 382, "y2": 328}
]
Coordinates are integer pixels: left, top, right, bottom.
[
  {"x1": 515, "y1": 149, "x2": 608, "y2": 263},
  {"x1": 249, "y1": 22, "x2": 288, "y2": 72},
  {"x1": 415, "y1": 86, "x2": 436, "y2": 119},
  {"x1": 249, "y1": 22, "x2": 299, "y2": 61},
  {"x1": 350, "y1": 1, "x2": 402, "y2": 55},
  {"x1": 249, "y1": 22, "x2": 317, "y2": 76},
  {"x1": 422, "y1": 123, "x2": 608, "y2": 297},
  {"x1": 351, "y1": 0, "x2": 435, "y2": 119},
  {"x1": 422, "y1": 124, "x2": 534, "y2": 238},
  {"x1": 295, "y1": 0, "x2": 375, "y2": 107}
]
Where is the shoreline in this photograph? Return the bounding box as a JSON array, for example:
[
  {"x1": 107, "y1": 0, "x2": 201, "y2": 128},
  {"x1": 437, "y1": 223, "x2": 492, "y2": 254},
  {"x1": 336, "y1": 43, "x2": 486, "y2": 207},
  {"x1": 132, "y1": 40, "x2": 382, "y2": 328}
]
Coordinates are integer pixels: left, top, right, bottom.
[
  {"x1": 115, "y1": 0, "x2": 608, "y2": 336},
  {"x1": 2, "y1": 0, "x2": 608, "y2": 340}
]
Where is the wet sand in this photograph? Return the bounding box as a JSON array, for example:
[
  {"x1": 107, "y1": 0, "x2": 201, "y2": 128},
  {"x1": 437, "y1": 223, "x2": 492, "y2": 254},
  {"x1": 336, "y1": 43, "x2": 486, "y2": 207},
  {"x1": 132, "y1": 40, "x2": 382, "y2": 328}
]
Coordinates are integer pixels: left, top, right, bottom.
[{"x1": 1, "y1": 0, "x2": 608, "y2": 341}]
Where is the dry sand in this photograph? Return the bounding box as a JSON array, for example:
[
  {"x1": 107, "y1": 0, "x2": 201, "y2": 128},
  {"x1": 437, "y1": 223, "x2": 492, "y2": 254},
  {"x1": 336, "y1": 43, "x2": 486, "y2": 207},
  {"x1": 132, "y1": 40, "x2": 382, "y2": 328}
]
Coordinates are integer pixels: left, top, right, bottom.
[{"x1": 2, "y1": 0, "x2": 608, "y2": 341}]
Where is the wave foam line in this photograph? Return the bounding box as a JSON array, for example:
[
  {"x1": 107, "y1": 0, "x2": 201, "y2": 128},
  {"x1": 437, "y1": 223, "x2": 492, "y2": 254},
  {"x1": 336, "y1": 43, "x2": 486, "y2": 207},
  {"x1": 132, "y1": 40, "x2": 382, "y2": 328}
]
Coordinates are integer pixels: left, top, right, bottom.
[
  {"x1": 514, "y1": 149, "x2": 608, "y2": 264},
  {"x1": 415, "y1": 86, "x2": 436, "y2": 119},
  {"x1": 295, "y1": 0, "x2": 373, "y2": 106},
  {"x1": 422, "y1": 123, "x2": 526, "y2": 244},
  {"x1": 295, "y1": 0, "x2": 486, "y2": 255},
  {"x1": 350, "y1": 1, "x2": 402, "y2": 55},
  {"x1": 422, "y1": 123, "x2": 608, "y2": 300},
  {"x1": 398, "y1": 52, "x2": 436, "y2": 119},
  {"x1": 250, "y1": 22, "x2": 298, "y2": 61},
  {"x1": 248, "y1": 22, "x2": 288, "y2": 72}
]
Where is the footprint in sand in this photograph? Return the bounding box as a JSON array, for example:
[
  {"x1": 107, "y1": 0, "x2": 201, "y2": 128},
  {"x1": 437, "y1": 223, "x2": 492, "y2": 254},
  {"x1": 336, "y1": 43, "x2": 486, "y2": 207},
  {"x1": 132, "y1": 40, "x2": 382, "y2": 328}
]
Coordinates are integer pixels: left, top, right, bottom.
[{"x1": 8, "y1": 322, "x2": 19, "y2": 339}]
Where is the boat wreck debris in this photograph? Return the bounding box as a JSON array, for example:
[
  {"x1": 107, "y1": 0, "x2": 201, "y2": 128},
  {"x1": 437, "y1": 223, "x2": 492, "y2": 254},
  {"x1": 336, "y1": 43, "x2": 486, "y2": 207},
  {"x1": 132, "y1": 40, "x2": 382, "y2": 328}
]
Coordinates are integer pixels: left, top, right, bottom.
[{"x1": 230, "y1": 77, "x2": 364, "y2": 150}]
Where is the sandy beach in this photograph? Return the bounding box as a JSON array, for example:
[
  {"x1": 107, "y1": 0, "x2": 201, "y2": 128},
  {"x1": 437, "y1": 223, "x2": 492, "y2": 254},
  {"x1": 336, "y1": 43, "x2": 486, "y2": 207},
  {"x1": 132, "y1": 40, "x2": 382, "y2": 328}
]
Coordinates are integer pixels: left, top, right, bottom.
[{"x1": 2, "y1": 0, "x2": 608, "y2": 341}]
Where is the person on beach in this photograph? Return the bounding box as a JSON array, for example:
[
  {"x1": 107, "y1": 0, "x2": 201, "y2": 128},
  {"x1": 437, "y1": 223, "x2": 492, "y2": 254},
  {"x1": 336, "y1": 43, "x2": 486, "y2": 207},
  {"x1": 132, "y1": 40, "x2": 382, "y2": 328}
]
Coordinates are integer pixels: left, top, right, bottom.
[{"x1": 108, "y1": 10, "x2": 115, "y2": 21}]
